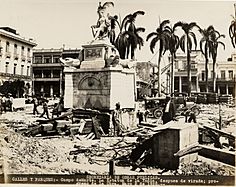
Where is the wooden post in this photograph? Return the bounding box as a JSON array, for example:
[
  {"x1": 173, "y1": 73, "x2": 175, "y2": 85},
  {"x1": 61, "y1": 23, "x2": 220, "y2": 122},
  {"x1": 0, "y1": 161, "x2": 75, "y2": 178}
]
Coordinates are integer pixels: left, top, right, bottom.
[{"x1": 109, "y1": 160, "x2": 115, "y2": 175}]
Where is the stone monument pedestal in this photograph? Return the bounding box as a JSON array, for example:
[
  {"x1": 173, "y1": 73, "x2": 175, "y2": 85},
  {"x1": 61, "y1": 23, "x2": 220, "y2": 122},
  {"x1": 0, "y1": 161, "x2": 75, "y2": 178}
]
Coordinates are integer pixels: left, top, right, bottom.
[{"x1": 64, "y1": 66, "x2": 136, "y2": 110}]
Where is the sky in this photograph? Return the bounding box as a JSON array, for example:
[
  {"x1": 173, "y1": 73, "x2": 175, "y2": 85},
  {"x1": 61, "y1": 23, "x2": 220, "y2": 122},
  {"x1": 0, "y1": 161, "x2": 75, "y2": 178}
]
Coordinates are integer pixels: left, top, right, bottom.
[{"x1": 0, "y1": 0, "x2": 235, "y2": 63}]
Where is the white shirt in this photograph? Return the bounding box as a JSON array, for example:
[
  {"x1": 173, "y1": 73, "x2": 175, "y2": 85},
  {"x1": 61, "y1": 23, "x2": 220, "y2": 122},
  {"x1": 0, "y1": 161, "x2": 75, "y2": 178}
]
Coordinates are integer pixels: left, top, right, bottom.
[{"x1": 165, "y1": 100, "x2": 171, "y2": 113}]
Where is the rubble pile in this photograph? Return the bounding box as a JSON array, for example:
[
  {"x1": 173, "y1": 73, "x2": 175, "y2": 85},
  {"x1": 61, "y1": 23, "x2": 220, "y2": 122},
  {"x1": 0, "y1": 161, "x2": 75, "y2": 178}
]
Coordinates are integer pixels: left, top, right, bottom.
[
  {"x1": 0, "y1": 103, "x2": 235, "y2": 175},
  {"x1": 3, "y1": 131, "x2": 75, "y2": 174},
  {"x1": 179, "y1": 160, "x2": 235, "y2": 176},
  {"x1": 198, "y1": 104, "x2": 235, "y2": 134}
]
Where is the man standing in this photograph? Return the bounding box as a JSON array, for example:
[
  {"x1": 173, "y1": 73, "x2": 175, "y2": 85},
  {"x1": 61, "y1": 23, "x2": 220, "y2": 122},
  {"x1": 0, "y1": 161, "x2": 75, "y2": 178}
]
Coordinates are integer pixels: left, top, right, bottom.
[
  {"x1": 40, "y1": 99, "x2": 50, "y2": 119},
  {"x1": 162, "y1": 95, "x2": 176, "y2": 124},
  {"x1": 112, "y1": 102, "x2": 123, "y2": 136},
  {"x1": 2, "y1": 95, "x2": 6, "y2": 113},
  {"x1": 32, "y1": 96, "x2": 39, "y2": 115}
]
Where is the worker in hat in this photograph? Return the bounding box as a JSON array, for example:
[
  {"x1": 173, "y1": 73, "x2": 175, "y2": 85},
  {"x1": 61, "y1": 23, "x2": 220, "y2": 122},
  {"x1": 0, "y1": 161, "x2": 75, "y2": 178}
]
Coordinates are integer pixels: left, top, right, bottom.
[{"x1": 112, "y1": 102, "x2": 123, "y2": 136}]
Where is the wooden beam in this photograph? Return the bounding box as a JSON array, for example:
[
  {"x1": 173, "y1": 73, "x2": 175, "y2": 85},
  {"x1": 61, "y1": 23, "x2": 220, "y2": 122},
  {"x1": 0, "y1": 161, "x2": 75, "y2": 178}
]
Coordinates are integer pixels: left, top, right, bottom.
[{"x1": 198, "y1": 145, "x2": 235, "y2": 166}]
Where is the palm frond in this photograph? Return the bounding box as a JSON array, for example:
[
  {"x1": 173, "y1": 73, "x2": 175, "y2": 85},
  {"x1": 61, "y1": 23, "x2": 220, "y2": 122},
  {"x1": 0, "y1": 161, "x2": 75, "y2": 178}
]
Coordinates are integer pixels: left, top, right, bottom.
[
  {"x1": 189, "y1": 31, "x2": 197, "y2": 49},
  {"x1": 160, "y1": 20, "x2": 170, "y2": 29},
  {"x1": 146, "y1": 32, "x2": 158, "y2": 41},
  {"x1": 149, "y1": 37, "x2": 159, "y2": 53},
  {"x1": 133, "y1": 11, "x2": 145, "y2": 18},
  {"x1": 179, "y1": 35, "x2": 185, "y2": 52}
]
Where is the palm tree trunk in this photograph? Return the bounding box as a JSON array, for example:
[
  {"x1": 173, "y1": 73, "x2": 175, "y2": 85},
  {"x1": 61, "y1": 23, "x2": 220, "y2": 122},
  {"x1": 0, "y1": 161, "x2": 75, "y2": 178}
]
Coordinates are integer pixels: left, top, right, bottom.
[
  {"x1": 158, "y1": 50, "x2": 162, "y2": 97},
  {"x1": 126, "y1": 45, "x2": 130, "y2": 59},
  {"x1": 205, "y1": 48, "x2": 209, "y2": 92},
  {"x1": 171, "y1": 54, "x2": 175, "y2": 94},
  {"x1": 187, "y1": 49, "x2": 191, "y2": 96},
  {"x1": 131, "y1": 47, "x2": 135, "y2": 60},
  {"x1": 213, "y1": 57, "x2": 216, "y2": 93}
]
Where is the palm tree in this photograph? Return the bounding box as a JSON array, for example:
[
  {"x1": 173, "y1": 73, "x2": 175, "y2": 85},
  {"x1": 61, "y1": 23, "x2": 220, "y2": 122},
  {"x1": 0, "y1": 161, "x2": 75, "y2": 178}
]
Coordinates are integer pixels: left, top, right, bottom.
[
  {"x1": 229, "y1": 4, "x2": 236, "y2": 48},
  {"x1": 127, "y1": 27, "x2": 145, "y2": 60},
  {"x1": 199, "y1": 25, "x2": 215, "y2": 92},
  {"x1": 146, "y1": 20, "x2": 170, "y2": 96},
  {"x1": 209, "y1": 30, "x2": 225, "y2": 93},
  {"x1": 175, "y1": 22, "x2": 199, "y2": 96},
  {"x1": 166, "y1": 24, "x2": 180, "y2": 94},
  {"x1": 115, "y1": 11, "x2": 145, "y2": 59},
  {"x1": 108, "y1": 15, "x2": 119, "y2": 45}
]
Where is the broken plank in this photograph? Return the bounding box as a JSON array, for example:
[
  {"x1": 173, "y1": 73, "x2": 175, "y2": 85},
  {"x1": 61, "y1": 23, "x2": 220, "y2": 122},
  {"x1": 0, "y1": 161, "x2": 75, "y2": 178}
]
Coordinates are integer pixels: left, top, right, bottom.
[
  {"x1": 122, "y1": 127, "x2": 146, "y2": 136},
  {"x1": 174, "y1": 143, "x2": 202, "y2": 157},
  {"x1": 203, "y1": 125, "x2": 235, "y2": 140},
  {"x1": 198, "y1": 145, "x2": 235, "y2": 166}
]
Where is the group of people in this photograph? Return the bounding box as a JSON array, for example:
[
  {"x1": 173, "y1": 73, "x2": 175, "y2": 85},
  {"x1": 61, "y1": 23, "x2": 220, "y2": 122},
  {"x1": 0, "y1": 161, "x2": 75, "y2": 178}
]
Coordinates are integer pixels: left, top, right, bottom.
[
  {"x1": 32, "y1": 96, "x2": 64, "y2": 119},
  {"x1": 0, "y1": 93, "x2": 14, "y2": 113}
]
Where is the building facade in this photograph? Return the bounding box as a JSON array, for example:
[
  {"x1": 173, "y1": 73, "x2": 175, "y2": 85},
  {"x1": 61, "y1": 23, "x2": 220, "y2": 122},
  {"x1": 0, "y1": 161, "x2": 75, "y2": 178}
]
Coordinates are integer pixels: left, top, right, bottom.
[
  {"x1": 32, "y1": 48, "x2": 80, "y2": 97},
  {"x1": 198, "y1": 52, "x2": 236, "y2": 96},
  {"x1": 172, "y1": 50, "x2": 201, "y2": 93},
  {"x1": 0, "y1": 27, "x2": 37, "y2": 97},
  {"x1": 172, "y1": 50, "x2": 236, "y2": 99}
]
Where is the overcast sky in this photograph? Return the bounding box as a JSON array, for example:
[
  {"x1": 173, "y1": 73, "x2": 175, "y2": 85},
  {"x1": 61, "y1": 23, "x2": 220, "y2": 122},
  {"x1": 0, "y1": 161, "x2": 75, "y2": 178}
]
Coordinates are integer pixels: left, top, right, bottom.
[{"x1": 0, "y1": 0, "x2": 235, "y2": 62}]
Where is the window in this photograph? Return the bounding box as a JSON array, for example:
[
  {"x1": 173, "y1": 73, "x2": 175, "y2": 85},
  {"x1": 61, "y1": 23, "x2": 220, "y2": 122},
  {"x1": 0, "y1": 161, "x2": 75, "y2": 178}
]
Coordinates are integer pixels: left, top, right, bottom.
[
  {"x1": 182, "y1": 61, "x2": 187, "y2": 70},
  {"x1": 53, "y1": 56, "x2": 60, "y2": 63},
  {"x1": 21, "y1": 46, "x2": 25, "y2": 56},
  {"x1": 53, "y1": 70, "x2": 60, "y2": 78},
  {"x1": 43, "y1": 70, "x2": 51, "y2": 78},
  {"x1": 27, "y1": 66, "x2": 30, "y2": 76},
  {"x1": 44, "y1": 56, "x2": 52, "y2": 63},
  {"x1": 21, "y1": 65, "x2": 24, "y2": 75},
  {"x1": 14, "y1": 44, "x2": 17, "y2": 54},
  {"x1": 0, "y1": 40, "x2": 1, "y2": 47},
  {"x1": 6, "y1": 41, "x2": 10, "y2": 52},
  {"x1": 228, "y1": 70, "x2": 233, "y2": 79},
  {"x1": 221, "y1": 70, "x2": 225, "y2": 79},
  {"x1": 33, "y1": 70, "x2": 42, "y2": 78},
  {"x1": 5, "y1": 62, "x2": 9, "y2": 73},
  {"x1": 34, "y1": 56, "x2": 42, "y2": 64},
  {"x1": 201, "y1": 71, "x2": 205, "y2": 81},
  {"x1": 211, "y1": 70, "x2": 214, "y2": 79},
  {"x1": 13, "y1": 64, "x2": 17, "y2": 75},
  {"x1": 27, "y1": 48, "x2": 30, "y2": 56}
]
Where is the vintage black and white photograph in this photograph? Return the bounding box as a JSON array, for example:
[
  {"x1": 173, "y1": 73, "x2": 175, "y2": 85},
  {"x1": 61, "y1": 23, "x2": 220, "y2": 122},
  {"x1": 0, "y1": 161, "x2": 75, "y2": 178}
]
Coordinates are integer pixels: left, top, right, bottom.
[{"x1": 0, "y1": 0, "x2": 235, "y2": 186}]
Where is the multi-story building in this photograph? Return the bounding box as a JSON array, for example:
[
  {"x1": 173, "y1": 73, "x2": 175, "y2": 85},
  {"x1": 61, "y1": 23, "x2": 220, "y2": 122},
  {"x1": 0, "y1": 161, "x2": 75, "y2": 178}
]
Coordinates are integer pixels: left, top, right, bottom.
[
  {"x1": 0, "y1": 27, "x2": 37, "y2": 97},
  {"x1": 171, "y1": 50, "x2": 236, "y2": 99},
  {"x1": 172, "y1": 50, "x2": 201, "y2": 93},
  {"x1": 198, "y1": 52, "x2": 236, "y2": 96},
  {"x1": 32, "y1": 48, "x2": 80, "y2": 97}
]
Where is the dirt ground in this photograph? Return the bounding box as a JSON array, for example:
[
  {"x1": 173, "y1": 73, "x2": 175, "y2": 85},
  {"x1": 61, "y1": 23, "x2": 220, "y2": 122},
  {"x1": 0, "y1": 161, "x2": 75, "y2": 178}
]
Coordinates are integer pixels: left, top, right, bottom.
[{"x1": 0, "y1": 103, "x2": 235, "y2": 176}]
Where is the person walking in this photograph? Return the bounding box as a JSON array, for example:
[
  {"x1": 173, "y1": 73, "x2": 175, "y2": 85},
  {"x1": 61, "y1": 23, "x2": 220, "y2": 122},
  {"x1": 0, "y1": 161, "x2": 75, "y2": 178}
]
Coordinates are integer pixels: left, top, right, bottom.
[
  {"x1": 2, "y1": 95, "x2": 6, "y2": 113},
  {"x1": 40, "y1": 99, "x2": 50, "y2": 119},
  {"x1": 32, "y1": 96, "x2": 39, "y2": 115},
  {"x1": 162, "y1": 95, "x2": 176, "y2": 124}
]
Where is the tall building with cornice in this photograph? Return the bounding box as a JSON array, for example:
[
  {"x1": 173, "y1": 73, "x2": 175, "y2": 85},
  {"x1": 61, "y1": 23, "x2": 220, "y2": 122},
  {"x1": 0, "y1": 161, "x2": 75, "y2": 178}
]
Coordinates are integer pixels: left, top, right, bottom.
[
  {"x1": 172, "y1": 50, "x2": 236, "y2": 100},
  {"x1": 32, "y1": 48, "x2": 81, "y2": 97},
  {"x1": 0, "y1": 27, "x2": 37, "y2": 97}
]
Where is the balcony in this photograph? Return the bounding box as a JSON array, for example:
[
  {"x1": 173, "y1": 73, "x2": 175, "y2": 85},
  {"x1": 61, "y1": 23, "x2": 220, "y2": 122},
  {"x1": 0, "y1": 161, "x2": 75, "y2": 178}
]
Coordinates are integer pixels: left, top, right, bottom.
[
  {"x1": 13, "y1": 53, "x2": 19, "y2": 60},
  {"x1": 0, "y1": 72, "x2": 31, "y2": 80},
  {"x1": 32, "y1": 63, "x2": 63, "y2": 67},
  {"x1": 21, "y1": 55, "x2": 26, "y2": 61},
  {"x1": 5, "y1": 51, "x2": 11, "y2": 58},
  {"x1": 216, "y1": 77, "x2": 236, "y2": 82},
  {"x1": 33, "y1": 77, "x2": 60, "y2": 82},
  {"x1": 199, "y1": 77, "x2": 236, "y2": 83}
]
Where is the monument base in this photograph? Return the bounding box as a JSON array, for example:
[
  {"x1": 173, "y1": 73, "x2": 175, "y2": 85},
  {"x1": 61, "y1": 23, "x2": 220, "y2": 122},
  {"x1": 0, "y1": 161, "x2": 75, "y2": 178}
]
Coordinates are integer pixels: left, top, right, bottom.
[{"x1": 64, "y1": 66, "x2": 136, "y2": 110}]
